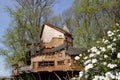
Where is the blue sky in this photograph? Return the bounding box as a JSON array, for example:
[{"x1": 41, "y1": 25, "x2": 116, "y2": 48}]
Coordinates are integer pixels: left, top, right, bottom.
[{"x1": 0, "y1": 0, "x2": 73, "y2": 76}]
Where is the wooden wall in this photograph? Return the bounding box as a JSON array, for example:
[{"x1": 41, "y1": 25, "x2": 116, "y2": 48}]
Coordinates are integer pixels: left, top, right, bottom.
[
  {"x1": 31, "y1": 50, "x2": 81, "y2": 72},
  {"x1": 41, "y1": 38, "x2": 65, "y2": 49},
  {"x1": 41, "y1": 25, "x2": 65, "y2": 43}
]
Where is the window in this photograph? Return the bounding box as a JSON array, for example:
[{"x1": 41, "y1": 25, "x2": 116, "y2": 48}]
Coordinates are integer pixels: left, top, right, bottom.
[
  {"x1": 59, "y1": 35, "x2": 62, "y2": 38},
  {"x1": 57, "y1": 60, "x2": 64, "y2": 65},
  {"x1": 49, "y1": 61, "x2": 54, "y2": 66},
  {"x1": 44, "y1": 62, "x2": 49, "y2": 66},
  {"x1": 38, "y1": 61, "x2": 54, "y2": 67},
  {"x1": 39, "y1": 62, "x2": 44, "y2": 67}
]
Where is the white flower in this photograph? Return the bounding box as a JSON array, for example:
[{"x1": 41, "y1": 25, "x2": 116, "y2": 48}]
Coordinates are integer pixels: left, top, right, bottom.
[
  {"x1": 97, "y1": 41, "x2": 100, "y2": 43},
  {"x1": 107, "y1": 30, "x2": 114, "y2": 37},
  {"x1": 102, "y1": 39, "x2": 105, "y2": 42},
  {"x1": 99, "y1": 76, "x2": 106, "y2": 80},
  {"x1": 113, "y1": 30, "x2": 116, "y2": 32},
  {"x1": 89, "y1": 53, "x2": 96, "y2": 57},
  {"x1": 85, "y1": 64, "x2": 93, "y2": 72},
  {"x1": 107, "y1": 63, "x2": 117, "y2": 69},
  {"x1": 112, "y1": 43, "x2": 116, "y2": 46},
  {"x1": 105, "y1": 72, "x2": 115, "y2": 79},
  {"x1": 93, "y1": 72, "x2": 120, "y2": 80},
  {"x1": 90, "y1": 47, "x2": 99, "y2": 53},
  {"x1": 116, "y1": 23, "x2": 119, "y2": 26},
  {"x1": 105, "y1": 72, "x2": 113, "y2": 79},
  {"x1": 117, "y1": 30, "x2": 119, "y2": 32},
  {"x1": 111, "y1": 74, "x2": 115, "y2": 79},
  {"x1": 96, "y1": 50, "x2": 100, "y2": 55},
  {"x1": 71, "y1": 77, "x2": 77, "y2": 80},
  {"x1": 75, "y1": 56, "x2": 80, "y2": 60},
  {"x1": 93, "y1": 76, "x2": 99, "y2": 80},
  {"x1": 92, "y1": 59, "x2": 97, "y2": 64},
  {"x1": 79, "y1": 71, "x2": 83, "y2": 78},
  {"x1": 84, "y1": 56, "x2": 88, "y2": 60},
  {"x1": 118, "y1": 34, "x2": 120, "y2": 37},
  {"x1": 100, "y1": 47, "x2": 106, "y2": 52},
  {"x1": 84, "y1": 59, "x2": 91, "y2": 65},
  {"x1": 111, "y1": 48, "x2": 115, "y2": 52},
  {"x1": 103, "y1": 62, "x2": 107, "y2": 65},
  {"x1": 79, "y1": 54, "x2": 82, "y2": 57},
  {"x1": 104, "y1": 40, "x2": 109, "y2": 44},
  {"x1": 113, "y1": 38, "x2": 116, "y2": 41},
  {"x1": 117, "y1": 53, "x2": 120, "y2": 58},
  {"x1": 105, "y1": 72, "x2": 112, "y2": 77},
  {"x1": 88, "y1": 49, "x2": 90, "y2": 52},
  {"x1": 107, "y1": 44, "x2": 113, "y2": 49},
  {"x1": 104, "y1": 55, "x2": 108, "y2": 58}
]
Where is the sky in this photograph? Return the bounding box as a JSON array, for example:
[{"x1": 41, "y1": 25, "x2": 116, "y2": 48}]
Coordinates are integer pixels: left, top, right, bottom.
[{"x1": 0, "y1": 0, "x2": 73, "y2": 76}]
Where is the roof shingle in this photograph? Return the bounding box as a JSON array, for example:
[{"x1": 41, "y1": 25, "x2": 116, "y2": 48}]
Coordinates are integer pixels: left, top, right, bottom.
[
  {"x1": 66, "y1": 47, "x2": 87, "y2": 56},
  {"x1": 43, "y1": 43, "x2": 67, "y2": 54},
  {"x1": 42, "y1": 43, "x2": 87, "y2": 56}
]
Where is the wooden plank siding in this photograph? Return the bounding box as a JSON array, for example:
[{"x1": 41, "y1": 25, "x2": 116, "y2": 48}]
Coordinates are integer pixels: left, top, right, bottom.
[
  {"x1": 41, "y1": 37, "x2": 65, "y2": 49},
  {"x1": 31, "y1": 50, "x2": 82, "y2": 72}
]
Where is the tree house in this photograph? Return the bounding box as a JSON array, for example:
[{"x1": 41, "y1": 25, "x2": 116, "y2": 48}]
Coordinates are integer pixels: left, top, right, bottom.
[
  {"x1": 31, "y1": 23, "x2": 86, "y2": 72},
  {"x1": 11, "y1": 23, "x2": 86, "y2": 80}
]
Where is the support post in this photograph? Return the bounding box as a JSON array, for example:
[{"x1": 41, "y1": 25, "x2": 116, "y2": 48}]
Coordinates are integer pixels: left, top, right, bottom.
[
  {"x1": 48, "y1": 73, "x2": 51, "y2": 80},
  {"x1": 67, "y1": 71, "x2": 70, "y2": 80},
  {"x1": 19, "y1": 75, "x2": 24, "y2": 80},
  {"x1": 31, "y1": 73, "x2": 37, "y2": 80},
  {"x1": 38, "y1": 72, "x2": 41, "y2": 80},
  {"x1": 54, "y1": 72, "x2": 61, "y2": 80}
]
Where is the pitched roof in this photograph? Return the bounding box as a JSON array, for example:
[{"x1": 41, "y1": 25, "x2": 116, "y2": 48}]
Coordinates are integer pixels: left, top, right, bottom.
[
  {"x1": 42, "y1": 43, "x2": 87, "y2": 56},
  {"x1": 66, "y1": 47, "x2": 87, "y2": 56},
  {"x1": 40, "y1": 23, "x2": 72, "y2": 38},
  {"x1": 43, "y1": 43, "x2": 67, "y2": 54}
]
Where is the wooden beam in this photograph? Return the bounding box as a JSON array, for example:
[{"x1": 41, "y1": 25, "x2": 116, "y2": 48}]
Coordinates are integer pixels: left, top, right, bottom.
[
  {"x1": 67, "y1": 71, "x2": 70, "y2": 80},
  {"x1": 54, "y1": 72, "x2": 61, "y2": 80},
  {"x1": 48, "y1": 73, "x2": 51, "y2": 80},
  {"x1": 72, "y1": 71, "x2": 74, "y2": 78},
  {"x1": 19, "y1": 75, "x2": 24, "y2": 80},
  {"x1": 31, "y1": 73, "x2": 37, "y2": 80},
  {"x1": 38, "y1": 72, "x2": 41, "y2": 80}
]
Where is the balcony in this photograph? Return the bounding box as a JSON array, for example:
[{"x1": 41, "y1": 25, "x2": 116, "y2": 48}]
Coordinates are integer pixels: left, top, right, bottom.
[{"x1": 18, "y1": 66, "x2": 31, "y2": 73}]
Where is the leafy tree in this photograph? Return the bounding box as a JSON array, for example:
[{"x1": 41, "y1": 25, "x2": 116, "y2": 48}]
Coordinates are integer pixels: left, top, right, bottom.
[
  {"x1": 2, "y1": 0, "x2": 55, "y2": 66},
  {"x1": 71, "y1": 0, "x2": 120, "y2": 48},
  {"x1": 75, "y1": 23, "x2": 120, "y2": 80}
]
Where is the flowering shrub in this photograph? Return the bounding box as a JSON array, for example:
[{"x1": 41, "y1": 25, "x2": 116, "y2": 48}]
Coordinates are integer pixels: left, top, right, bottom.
[{"x1": 75, "y1": 23, "x2": 120, "y2": 80}]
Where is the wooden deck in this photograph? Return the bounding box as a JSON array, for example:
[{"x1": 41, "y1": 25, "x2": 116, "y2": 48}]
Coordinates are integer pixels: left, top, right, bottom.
[
  {"x1": 12, "y1": 65, "x2": 31, "y2": 76},
  {"x1": 32, "y1": 64, "x2": 82, "y2": 72},
  {"x1": 12, "y1": 64, "x2": 82, "y2": 77},
  {"x1": 19, "y1": 66, "x2": 31, "y2": 73}
]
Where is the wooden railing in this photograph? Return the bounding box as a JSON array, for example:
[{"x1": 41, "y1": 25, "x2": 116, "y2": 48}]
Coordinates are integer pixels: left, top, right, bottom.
[
  {"x1": 32, "y1": 64, "x2": 82, "y2": 72},
  {"x1": 11, "y1": 66, "x2": 31, "y2": 76},
  {"x1": 18, "y1": 66, "x2": 31, "y2": 73}
]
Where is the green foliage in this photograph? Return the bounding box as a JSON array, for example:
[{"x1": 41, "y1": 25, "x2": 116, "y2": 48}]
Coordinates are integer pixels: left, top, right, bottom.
[
  {"x1": 72, "y1": 0, "x2": 120, "y2": 48},
  {"x1": 2, "y1": 0, "x2": 55, "y2": 67},
  {"x1": 76, "y1": 24, "x2": 120, "y2": 79}
]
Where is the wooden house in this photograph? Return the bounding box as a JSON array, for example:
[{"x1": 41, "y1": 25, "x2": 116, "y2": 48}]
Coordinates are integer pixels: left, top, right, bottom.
[
  {"x1": 11, "y1": 23, "x2": 86, "y2": 79},
  {"x1": 31, "y1": 23, "x2": 86, "y2": 72}
]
